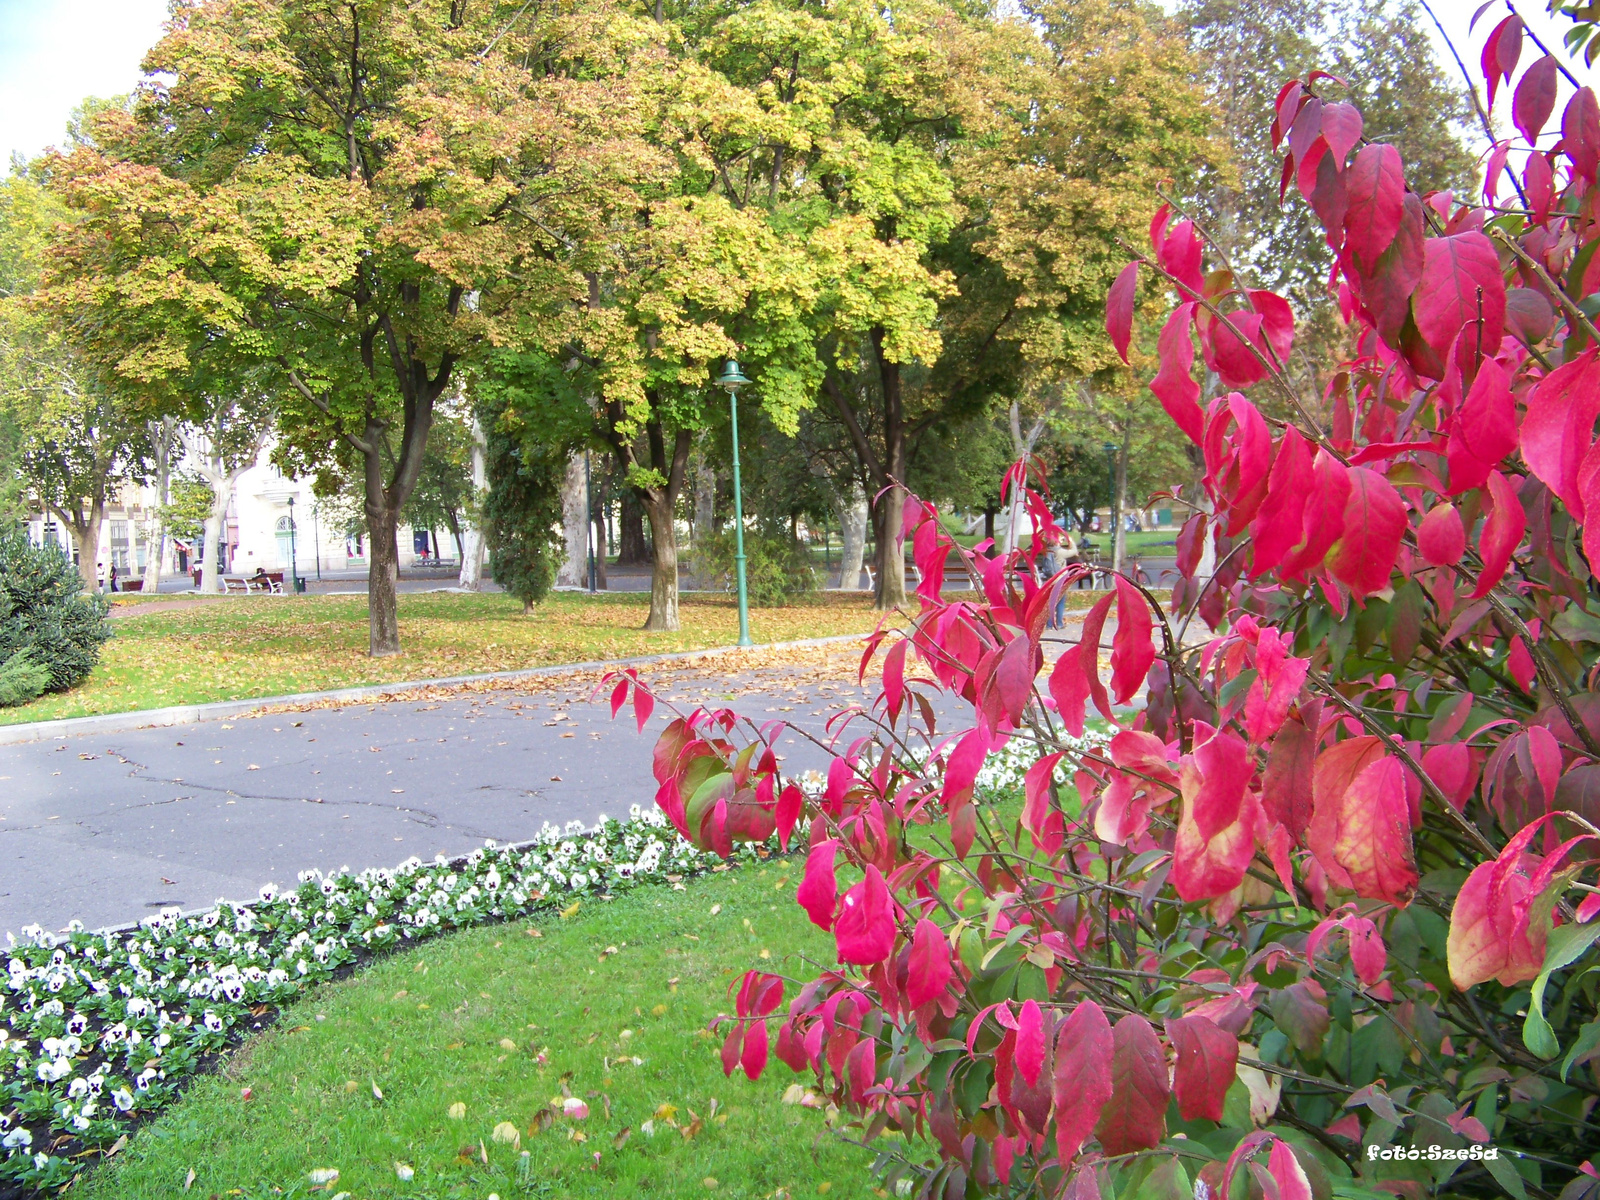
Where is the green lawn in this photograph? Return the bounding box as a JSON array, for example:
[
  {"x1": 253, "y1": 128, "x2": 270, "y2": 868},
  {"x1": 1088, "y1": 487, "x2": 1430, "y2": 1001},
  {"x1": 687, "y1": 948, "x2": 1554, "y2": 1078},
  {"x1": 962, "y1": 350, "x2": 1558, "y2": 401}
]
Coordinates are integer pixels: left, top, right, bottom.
[
  {"x1": 5, "y1": 592, "x2": 883, "y2": 726},
  {"x1": 79, "y1": 870, "x2": 888, "y2": 1200}
]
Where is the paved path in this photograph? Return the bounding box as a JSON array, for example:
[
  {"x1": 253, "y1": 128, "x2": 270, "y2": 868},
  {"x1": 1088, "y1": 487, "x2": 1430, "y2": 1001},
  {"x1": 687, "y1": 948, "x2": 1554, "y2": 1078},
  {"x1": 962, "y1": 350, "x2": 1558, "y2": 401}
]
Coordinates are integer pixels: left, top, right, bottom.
[{"x1": 0, "y1": 651, "x2": 874, "y2": 937}]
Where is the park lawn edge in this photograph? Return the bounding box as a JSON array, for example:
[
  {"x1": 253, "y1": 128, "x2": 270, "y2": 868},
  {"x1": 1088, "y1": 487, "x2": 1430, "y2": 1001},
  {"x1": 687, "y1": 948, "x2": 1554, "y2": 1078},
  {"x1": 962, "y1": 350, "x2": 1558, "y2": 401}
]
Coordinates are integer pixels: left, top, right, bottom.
[{"x1": 0, "y1": 807, "x2": 782, "y2": 1194}]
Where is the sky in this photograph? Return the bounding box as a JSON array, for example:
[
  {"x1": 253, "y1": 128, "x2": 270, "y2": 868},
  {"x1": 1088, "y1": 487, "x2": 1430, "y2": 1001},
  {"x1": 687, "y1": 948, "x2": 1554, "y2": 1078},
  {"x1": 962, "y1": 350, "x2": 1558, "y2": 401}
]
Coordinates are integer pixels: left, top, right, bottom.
[
  {"x1": 0, "y1": 0, "x2": 169, "y2": 165},
  {"x1": 0, "y1": 0, "x2": 1581, "y2": 167}
]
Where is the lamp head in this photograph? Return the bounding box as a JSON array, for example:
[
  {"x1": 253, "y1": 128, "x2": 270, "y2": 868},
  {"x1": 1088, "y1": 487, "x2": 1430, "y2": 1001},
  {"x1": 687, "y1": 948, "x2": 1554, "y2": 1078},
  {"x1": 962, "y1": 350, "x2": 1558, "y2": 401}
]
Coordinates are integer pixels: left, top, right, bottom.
[{"x1": 716, "y1": 359, "x2": 751, "y2": 393}]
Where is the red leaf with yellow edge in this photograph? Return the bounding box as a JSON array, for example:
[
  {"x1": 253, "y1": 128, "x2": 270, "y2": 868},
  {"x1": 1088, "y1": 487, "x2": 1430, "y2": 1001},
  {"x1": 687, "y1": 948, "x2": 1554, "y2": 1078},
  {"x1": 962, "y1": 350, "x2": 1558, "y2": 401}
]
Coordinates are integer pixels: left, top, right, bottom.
[{"x1": 1308, "y1": 742, "x2": 1418, "y2": 905}]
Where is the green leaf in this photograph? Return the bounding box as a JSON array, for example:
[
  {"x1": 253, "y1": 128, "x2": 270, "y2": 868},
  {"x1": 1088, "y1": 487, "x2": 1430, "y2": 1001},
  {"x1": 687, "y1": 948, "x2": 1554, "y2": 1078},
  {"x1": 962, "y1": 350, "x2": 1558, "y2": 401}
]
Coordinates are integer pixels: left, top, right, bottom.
[
  {"x1": 1481, "y1": 1151, "x2": 1529, "y2": 1200},
  {"x1": 1560, "y1": 1019, "x2": 1600, "y2": 1082},
  {"x1": 1522, "y1": 921, "x2": 1600, "y2": 1059}
]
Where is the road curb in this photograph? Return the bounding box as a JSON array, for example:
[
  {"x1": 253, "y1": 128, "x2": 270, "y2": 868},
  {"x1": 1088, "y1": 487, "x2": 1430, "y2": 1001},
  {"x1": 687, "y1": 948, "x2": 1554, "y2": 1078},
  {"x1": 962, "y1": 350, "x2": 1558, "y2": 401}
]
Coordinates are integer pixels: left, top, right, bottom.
[{"x1": 0, "y1": 633, "x2": 868, "y2": 746}]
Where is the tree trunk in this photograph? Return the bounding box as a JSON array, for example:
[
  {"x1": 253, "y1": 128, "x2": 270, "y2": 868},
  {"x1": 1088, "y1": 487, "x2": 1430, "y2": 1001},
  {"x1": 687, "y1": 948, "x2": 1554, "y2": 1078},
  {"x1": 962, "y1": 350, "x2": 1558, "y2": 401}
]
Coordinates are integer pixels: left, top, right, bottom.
[
  {"x1": 618, "y1": 490, "x2": 651, "y2": 565},
  {"x1": 984, "y1": 507, "x2": 996, "y2": 544},
  {"x1": 872, "y1": 487, "x2": 906, "y2": 609},
  {"x1": 836, "y1": 483, "x2": 868, "y2": 590},
  {"x1": 142, "y1": 418, "x2": 174, "y2": 594},
  {"x1": 367, "y1": 504, "x2": 402, "y2": 655},
  {"x1": 556, "y1": 452, "x2": 588, "y2": 588},
  {"x1": 641, "y1": 490, "x2": 680, "y2": 631},
  {"x1": 458, "y1": 413, "x2": 488, "y2": 590},
  {"x1": 870, "y1": 329, "x2": 908, "y2": 611},
  {"x1": 199, "y1": 493, "x2": 228, "y2": 594}
]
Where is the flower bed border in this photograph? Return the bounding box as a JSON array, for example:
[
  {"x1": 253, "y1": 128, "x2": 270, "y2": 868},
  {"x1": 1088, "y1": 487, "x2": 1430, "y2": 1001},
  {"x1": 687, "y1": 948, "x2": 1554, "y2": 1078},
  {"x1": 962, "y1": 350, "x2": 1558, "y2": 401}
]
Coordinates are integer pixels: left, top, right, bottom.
[{"x1": 0, "y1": 806, "x2": 765, "y2": 1195}]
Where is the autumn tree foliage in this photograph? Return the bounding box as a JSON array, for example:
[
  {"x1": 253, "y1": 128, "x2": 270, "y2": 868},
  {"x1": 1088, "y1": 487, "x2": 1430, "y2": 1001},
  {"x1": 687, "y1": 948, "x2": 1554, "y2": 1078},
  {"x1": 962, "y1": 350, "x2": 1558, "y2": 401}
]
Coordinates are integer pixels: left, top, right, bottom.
[{"x1": 613, "y1": 14, "x2": 1600, "y2": 1200}]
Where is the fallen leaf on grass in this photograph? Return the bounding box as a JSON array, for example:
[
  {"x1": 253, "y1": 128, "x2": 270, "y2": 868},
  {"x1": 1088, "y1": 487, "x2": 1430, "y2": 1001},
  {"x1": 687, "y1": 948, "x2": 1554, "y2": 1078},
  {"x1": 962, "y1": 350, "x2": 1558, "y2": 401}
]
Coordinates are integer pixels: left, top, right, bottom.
[
  {"x1": 394, "y1": 1163, "x2": 414, "y2": 1181},
  {"x1": 560, "y1": 901, "x2": 581, "y2": 919},
  {"x1": 184, "y1": 1168, "x2": 195, "y2": 1190},
  {"x1": 499, "y1": 1038, "x2": 517, "y2": 1051},
  {"x1": 492, "y1": 1121, "x2": 521, "y2": 1148},
  {"x1": 651, "y1": 1004, "x2": 668, "y2": 1017},
  {"x1": 447, "y1": 1101, "x2": 467, "y2": 1119},
  {"x1": 613, "y1": 1127, "x2": 632, "y2": 1149},
  {"x1": 343, "y1": 1080, "x2": 359, "y2": 1093},
  {"x1": 528, "y1": 1109, "x2": 554, "y2": 1135}
]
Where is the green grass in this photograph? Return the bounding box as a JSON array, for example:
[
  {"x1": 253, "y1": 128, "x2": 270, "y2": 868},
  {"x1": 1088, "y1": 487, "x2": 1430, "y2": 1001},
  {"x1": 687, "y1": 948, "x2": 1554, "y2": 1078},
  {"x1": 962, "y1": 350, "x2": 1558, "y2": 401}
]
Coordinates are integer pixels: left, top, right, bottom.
[
  {"x1": 5, "y1": 592, "x2": 883, "y2": 726},
  {"x1": 79, "y1": 870, "x2": 885, "y2": 1200}
]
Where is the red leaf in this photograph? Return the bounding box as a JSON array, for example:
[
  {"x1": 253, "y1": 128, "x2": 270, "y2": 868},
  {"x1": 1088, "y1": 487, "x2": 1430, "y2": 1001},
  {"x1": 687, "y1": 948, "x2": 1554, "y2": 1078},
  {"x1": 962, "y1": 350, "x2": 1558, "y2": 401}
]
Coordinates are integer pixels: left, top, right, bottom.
[
  {"x1": 739, "y1": 1017, "x2": 768, "y2": 1080},
  {"x1": 1355, "y1": 193, "x2": 1425, "y2": 346},
  {"x1": 906, "y1": 918, "x2": 953, "y2": 1008},
  {"x1": 1052, "y1": 1001, "x2": 1113, "y2": 1164},
  {"x1": 1109, "y1": 577, "x2": 1154, "y2": 705},
  {"x1": 1095, "y1": 1014, "x2": 1169, "y2": 1156},
  {"x1": 1308, "y1": 741, "x2": 1418, "y2": 905},
  {"x1": 1159, "y1": 220, "x2": 1204, "y2": 298},
  {"x1": 1250, "y1": 428, "x2": 1312, "y2": 576},
  {"x1": 942, "y1": 726, "x2": 992, "y2": 806},
  {"x1": 834, "y1": 865, "x2": 896, "y2": 965},
  {"x1": 1022, "y1": 752, "x2": 1065, "y2": 851},
  {"x1": 1514, "y1": 55, "x2": 1559, "y2": 145},
  {"x1": 1173, "y1": 741, "x2": 1259, "y2": 902},
  {"x1": 1521, "y1": 346, "x2": 1600, "y2": 512},
  {"x1": 1106, "y1": 261, "x2": 1138, "y2": 364},
  {"x1": 1417, "y1": 502, "x2": 1467, "y2": 566},
  {"x1": 846, "y1": 1037, "x2": 876, "y2": 1106},
  {"x1": 1413, "y1": 232, "x2": 1506, "y2": 368},
  {"x1": 1250, "y1": 290, "x2": 1295, "y2": 365},
  {"x1": 1015, "y1": 999, "x2": 1048, "y2": 1087},
  {"x1": 1343, "y1": 144, "x2": 1405, "y2": 269},
  {"x1": 1523, "y1": 153, "x2": 1555, "y2": 225},
  {"x1": 1243, "y1": 629, "x2": 1308, "y2": 745},
  {"x1": 1167, "y1": 1014, "x2": 1238, "y2": 1122},
  {"x1": 610, "y1": 678, "x2": 629, "y2": 719},
  {"x1": 995, "y1": 630, "x2": 1036, "y2": 727},
  {"x1": 775, "y1": 783, "x2": 802, "y2": 851},
  {"x1": 1447, "y1": 836, "x2": 1550, "y2": 988},
  {"x1": 1281, "y1": 451, "x2": 1351, "y2": 579},
  {"x1": 1262, "y1": 710, "x2": 1318, "y2": 841},
  {"x1": 1422, "y1": 742, "x2": 1476, "y2": 810},
  {"x1": 1151, "y1": 304, "x2": 1205, "y2": 444},
  {"x1": 1176, "y1": 511, "x2": 1208, "y2": 577},
  {"x1": 1470, "y1": 469, "x2": 1525, "y2": 598},
  {"x1": 1267, "y1": 1138, "x2": 1315, "y2": 1200},
  {"x1": 1447, "y1": 357, "x2": 1517, "y2": 493},
  {"x1": 1564, "y1": 87, "x2": 1600, "y2": 182},
  {"x1": 720, "y1": 1024, "x2": 743, "y2": 1077},
  {"x1": 1320, "y1": 101, "x2": 1362, "y2": 167},
  {"x1": 796, "y1": 839, "x2": 838, "y2": 931},
  {"x1": 632, "y1": 685, "x2": 655, "y2": 734},
  {"x1": 1326, "y1": 466, "x2": 1405, "y2": 598},
  {"x1": 881, "y1": 638, "x2": 908, "y2": 722},
  {"x1": 1481, "y1": 15, "x2": 1523, "y2": 109}
]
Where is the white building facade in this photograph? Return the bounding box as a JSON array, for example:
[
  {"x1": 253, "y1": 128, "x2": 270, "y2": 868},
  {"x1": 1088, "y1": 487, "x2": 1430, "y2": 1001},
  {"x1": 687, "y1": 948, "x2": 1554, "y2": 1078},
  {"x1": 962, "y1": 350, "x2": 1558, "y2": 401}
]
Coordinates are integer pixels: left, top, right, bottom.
[{"x1": 28, "y1": 446, "x2": 455, "y2": 589}]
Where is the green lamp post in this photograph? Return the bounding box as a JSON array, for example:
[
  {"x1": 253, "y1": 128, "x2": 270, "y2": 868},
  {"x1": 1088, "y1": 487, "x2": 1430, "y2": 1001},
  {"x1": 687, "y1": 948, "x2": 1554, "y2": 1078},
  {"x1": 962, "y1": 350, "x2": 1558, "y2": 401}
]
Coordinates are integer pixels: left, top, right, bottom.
[{"x1": 716, "y1": 359, "x2": 754, "y2": 648}]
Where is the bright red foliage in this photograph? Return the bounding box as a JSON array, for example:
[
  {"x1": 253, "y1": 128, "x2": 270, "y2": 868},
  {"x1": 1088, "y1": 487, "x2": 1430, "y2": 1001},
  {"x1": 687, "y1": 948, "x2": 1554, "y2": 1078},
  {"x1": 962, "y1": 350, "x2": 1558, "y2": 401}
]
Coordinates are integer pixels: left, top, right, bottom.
[{"x1": 609, "y1": 15, "x2": 1600, "y2": 1196}]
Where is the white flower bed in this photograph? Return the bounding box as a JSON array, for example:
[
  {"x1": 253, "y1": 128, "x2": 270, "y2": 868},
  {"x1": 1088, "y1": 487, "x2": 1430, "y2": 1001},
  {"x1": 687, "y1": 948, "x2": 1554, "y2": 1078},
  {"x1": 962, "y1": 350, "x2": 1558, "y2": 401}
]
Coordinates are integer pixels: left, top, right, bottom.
[{"x1": 0, "y1": 807, "x2": 752, "y2": 1191}]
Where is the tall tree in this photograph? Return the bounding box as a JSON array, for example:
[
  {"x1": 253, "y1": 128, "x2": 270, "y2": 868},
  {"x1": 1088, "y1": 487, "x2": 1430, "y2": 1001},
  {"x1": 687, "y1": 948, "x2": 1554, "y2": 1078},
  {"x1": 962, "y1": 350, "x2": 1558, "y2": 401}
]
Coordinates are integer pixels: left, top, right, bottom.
[
  {"x1": 0, "y1": 174, "x2": 148, "y2": 591},
  {"x1": 34, "y1": 0, "x2": 668, "y2": 655}
]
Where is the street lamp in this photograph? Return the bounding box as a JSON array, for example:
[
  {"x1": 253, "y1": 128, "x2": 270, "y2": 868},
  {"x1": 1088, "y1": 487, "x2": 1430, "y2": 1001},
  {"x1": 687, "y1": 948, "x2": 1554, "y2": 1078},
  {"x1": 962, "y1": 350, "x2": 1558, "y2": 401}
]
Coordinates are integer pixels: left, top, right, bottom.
[
  {"x1": 287, "y1": 495, "x2": 299, "y2": 593},
  {"x1": 716, "y1": 359, "x2": 753, "y2": 648}
]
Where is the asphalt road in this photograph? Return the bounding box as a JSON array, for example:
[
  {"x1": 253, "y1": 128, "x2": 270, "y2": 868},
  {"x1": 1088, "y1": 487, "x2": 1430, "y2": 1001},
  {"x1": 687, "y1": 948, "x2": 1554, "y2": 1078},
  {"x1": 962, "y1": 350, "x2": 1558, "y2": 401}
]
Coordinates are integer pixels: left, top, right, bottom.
[{"x1": 0, "y1": 662, "x2": 873, "y2": 937}]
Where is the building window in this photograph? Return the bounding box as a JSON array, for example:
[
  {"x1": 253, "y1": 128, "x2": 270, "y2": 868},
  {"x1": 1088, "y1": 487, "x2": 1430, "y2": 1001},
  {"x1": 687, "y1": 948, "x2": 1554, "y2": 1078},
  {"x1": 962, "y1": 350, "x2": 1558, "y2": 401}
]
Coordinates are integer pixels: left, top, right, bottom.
[{"x1": 110, "y1": 521, "x2": 130, "y2": 569}]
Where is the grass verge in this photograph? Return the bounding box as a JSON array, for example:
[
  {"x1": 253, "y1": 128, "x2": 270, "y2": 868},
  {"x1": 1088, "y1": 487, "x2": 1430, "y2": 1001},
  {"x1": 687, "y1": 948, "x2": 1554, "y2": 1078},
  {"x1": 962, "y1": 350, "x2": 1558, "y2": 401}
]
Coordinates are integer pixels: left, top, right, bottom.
[
  {"x1": 76, "y1": 870, "x2": 881, "y2": 1200},
  {"x1": 4, "y1": 592, "x2": 882, "y2": 726}
]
